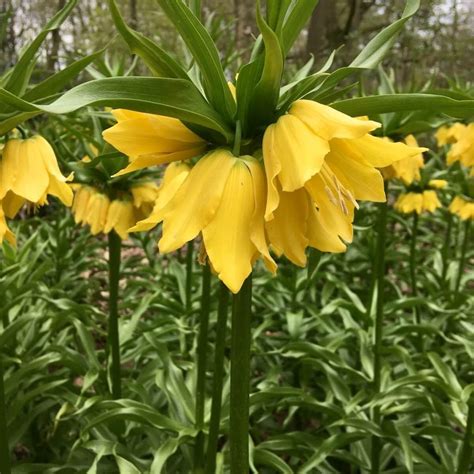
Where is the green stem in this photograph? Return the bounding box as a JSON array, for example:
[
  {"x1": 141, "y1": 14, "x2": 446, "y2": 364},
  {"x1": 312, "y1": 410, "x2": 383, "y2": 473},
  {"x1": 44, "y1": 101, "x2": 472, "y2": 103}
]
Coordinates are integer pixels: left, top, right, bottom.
[
  {"x1": 185, "y1": 241, "x2": 194, "y2": 312},
  {"x1": 370, "y1": 200, "x2": 387, "y2": 474},
  {"x1": 230, "y1": 275, "x2": 252, "y2": 474},
  {"x1": 409, "y1": 212, "x2": 420, "y2": 324},
  {"x1": 457, "y1": 399, "x2": 474, "y2": 474},
  {"x1": 232, "y1": 120, "x2": 242, "y2": 157},
  {"x1": 441, "y1": 211, "x2": 453, "y2": 283},
  {"x1": 193, "y1": 264, "x2": 211, "y2": 472},
  {"x1": 205, "y1": 283, "x2": 230, "y2": 474},
  {"x1": 455, "y1": 220, "x2": 471, "y2": 297},
  {"x1": 0, "y1": 358, "x2": 11, "y2": 474},
  {"x1": 107, "y1": 231, "x2": 122, "y2": 399}
]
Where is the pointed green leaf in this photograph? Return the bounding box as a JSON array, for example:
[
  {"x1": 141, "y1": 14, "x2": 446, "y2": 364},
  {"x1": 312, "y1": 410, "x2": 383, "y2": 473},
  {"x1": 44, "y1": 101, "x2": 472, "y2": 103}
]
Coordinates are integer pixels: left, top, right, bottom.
[{"x1": 157, "y1": 0, "x2": 236, "y2": 123}]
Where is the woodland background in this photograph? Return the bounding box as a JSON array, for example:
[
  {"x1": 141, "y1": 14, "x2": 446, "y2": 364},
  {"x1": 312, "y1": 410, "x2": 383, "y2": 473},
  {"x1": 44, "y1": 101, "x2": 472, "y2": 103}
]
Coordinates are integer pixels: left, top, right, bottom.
[{"x1": 1, "y1": 0, "x2": 473, "y2": 89}]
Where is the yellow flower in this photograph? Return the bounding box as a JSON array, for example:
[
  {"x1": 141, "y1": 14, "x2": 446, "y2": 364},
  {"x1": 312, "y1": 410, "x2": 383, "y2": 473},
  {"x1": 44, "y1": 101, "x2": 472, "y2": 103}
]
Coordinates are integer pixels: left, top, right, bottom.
[
  {"x1": 447, "y1": 123, "x2": 474, "y2": 168},
  {"x1": 103, "y1": 199, "x2": 136, "y2": 240},
  {"x1": 449, "y1": 196, "x2": 474, "y2": 220},
  {"x1": 134, "y1": 149, "x2": 275, "y2": 293},
  {"x1": 0, "y1": 203, "x2": 15, "y2": 245},
  {"x1": 84, "y1": 191, "x2": 110, "y2": 235},
  {"x1": 428, "y1": 179, "x2": 448, "y2": 189},
  {"x1": 381, "y1": 135, "x2": 425, "y2": 185},
  {"x1": 102, "y1": 109, "x2": 207, "y2": 176},
  {"x1": 395, "y1": 191, "x2": 441, "y2": 214},
  {"x1": 130, "y1": 162, "x2": 191, "y2": 233},
  {"x1": 0, "y1": 136, "x2": 73, "y2": 206},
  {"x1": 436, "y1": 123, "x2": 466, "y2": 147},
  {"x1": 262, "y1": 100, "x2": 427, "y2": 264},
  {"x1": 130, "y1": 181, "x2": 160, "y2": 216}
]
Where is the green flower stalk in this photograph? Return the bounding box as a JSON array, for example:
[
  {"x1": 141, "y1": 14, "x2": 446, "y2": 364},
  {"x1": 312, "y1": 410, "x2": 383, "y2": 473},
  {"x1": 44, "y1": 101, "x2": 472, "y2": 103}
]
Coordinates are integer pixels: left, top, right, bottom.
[
  {"x1": 107, "y1": 231, "x2": 122, "y2": 399},
  {"x1": 229, "y1": 275, "x2": 252, "y2": 474}
]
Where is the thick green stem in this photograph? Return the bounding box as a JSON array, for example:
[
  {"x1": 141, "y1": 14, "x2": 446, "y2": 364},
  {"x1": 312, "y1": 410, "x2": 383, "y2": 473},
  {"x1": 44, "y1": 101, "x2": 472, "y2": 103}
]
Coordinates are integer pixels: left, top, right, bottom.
[
  {"x1": 370, "y1": 200, "x2": 387, "y2": 474},
  {"x1": 409, "y1": 212, "x2": 420, "y2": 324},
  {"x1": 457, "y1": 399, "x2": 474, "y2": 474},
  {"x1": 441, "y1": 211, "x2": 453, "y2": 283},
  {"x1": 230, "y1": 275, "x2": 252, "y2": 474},
  {"x1": 107, "y1": 231, "x2": 122, "y2": 399},
  {"x1": 185, "y1": 241, "x2": 194, "y2": 312},
  {"x1": 455, "y1": 220, "x2": 471, "y2": 297},
  {"x1": 205, "y1": 283, "x2": 230, "y2": 474},
  {"x1": 193, "y1": 264, "x2": 211, "y2": 472},
  {"x1": 0, "y1": 358, "x2": 11, "y2": 474}
]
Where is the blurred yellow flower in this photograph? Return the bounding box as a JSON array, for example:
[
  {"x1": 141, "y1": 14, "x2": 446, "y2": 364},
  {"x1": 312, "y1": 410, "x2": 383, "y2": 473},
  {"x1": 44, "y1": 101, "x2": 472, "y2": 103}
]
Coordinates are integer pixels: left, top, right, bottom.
[
  {"x1": 449, "y1": 196, "x2": 474, "y2": 220},
  {"x1": 395, "y1": 191, "x2": 441, "y2": 214},
  {"x1": 447, "y1": 123, "x2": 474, "y2": 168},
  {"x1": 0, "y1": 136, "x2": 73, "y2": 206},
  {"x1": 381, "y1": 135, "x2": 426, "y2": 185},
  {"x1": 428, "y1": 179, "x2": 448, "y2": 189},
  {"x1": 102, "y1": 109, "x2": 207, "y2": 176},
  {"x1": 262, "y1": 101, "x2": 427, "y2": 264},
  {"x1": 133, "y1": 149, "x2": 275, "y2": 293},
  {"x1": 436, "y1": 122, "x2": 466, "y2": 147}
]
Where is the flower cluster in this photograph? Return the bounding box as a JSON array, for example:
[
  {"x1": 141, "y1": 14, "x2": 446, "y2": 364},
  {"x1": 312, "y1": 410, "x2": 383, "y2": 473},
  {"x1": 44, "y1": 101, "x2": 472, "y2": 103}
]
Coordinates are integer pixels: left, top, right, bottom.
[
  {"x1": 0, "y1": 136, "x2": 73, "y2": 244},
  {"x1": 103, "y1": 101, "x2": 426, "y2": 292},
  {"x1": 438, "y1": 122, "x2": 474, "y2": 173},
  {"x1": 395, "y1": 190, "x2": 441, "y2": 215},
  {"x1": 449, "y1": 196, "x2": 474, "y2": 221},
  {"x1": 72, "y1": 181, "x2": 159, "y2": 240}
]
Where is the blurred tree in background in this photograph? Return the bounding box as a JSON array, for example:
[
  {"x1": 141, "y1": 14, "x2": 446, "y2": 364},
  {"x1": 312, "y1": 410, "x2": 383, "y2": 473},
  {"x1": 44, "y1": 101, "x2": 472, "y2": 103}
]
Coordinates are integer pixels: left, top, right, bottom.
[{"x1": 1, "y1": 0, "x2": 473, "y2": 88}]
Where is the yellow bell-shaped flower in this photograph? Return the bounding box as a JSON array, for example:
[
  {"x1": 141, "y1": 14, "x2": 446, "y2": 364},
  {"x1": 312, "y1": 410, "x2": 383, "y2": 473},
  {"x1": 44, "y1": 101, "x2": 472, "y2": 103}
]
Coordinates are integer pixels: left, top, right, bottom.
[
  {"x1": 133, "y1": 149, "x2": 276, "y2": 293},
  {"x1": 0, "y1": 136, "x2": 73, "y2": 206},
  {"x1": 436, "y1": 122, "x2": 466, "y2": 147},
  {"x1": 102, "y1": 109, "x2": 207, "y2": 176},
  {"x1": 395, "y1": 190, "x2": 441, "y2": 215},
  {"x1": 262, "y1": 101, "x2": 427, "y2": 265},
  {"x1": 381, "y1": 135, "x2": 425, "y2": 185},
  {"x1": 447, "y1": 123, "x2": 474, "y2": 168},
  {"x1": 449, "y1": 196, "x2": 474, "y2": 220}
]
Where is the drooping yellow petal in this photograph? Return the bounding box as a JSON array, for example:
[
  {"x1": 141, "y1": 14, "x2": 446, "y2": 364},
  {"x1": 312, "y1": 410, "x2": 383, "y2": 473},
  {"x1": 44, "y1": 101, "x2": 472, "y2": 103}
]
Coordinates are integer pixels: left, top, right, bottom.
[
  {"x1": 331, "y1": 134, "x2": 428, "y2": 168},
  {"x1": 240, "y1": 156, "x2": 277, "y2": 273},
  {"x1": 429, "y1": 179, "x2": 447, "y2": 189},
  {"x1": 159, "y1": 150, "x2": 235, "y2": 253},
  {"x1": 202, "y1": 160, "x2": 256, "y2": 293},
  {"x1": 306, "y1": 201, "x2": 347, "y2": 253},
  {"x1": 266, "y1": 187, "x2": 309, "y2": 267},
  {"x1": 130, "y1": 162, "x2": 190, "y2": 232},
  {"x1": 289, "y1": 100, "x2": 380, "y2": 141},
  {"x1": 304, "y1": 172, "x2": 354, "y2": 243},
  {"x1": 85, "y1": 192, "x2": 110, "y2": 235},
  {"x1": 104, "y1": 200, "x2": 135, "y2": 240},
  {"x1": 2, "y1": 191, "x2": 25, "y2": 219},
  {"x1": 113, "y1": 147, "x2": 204, "y2": 176},
  {"x1": 325, "y1": 150, "x2": 386, "y2": 202},
  {"x1": 267, "y1": 114, "x2": 330, "y2": 193},
  {"x1": 0, "y1": 205, "x2": 15, "y2": 246}
]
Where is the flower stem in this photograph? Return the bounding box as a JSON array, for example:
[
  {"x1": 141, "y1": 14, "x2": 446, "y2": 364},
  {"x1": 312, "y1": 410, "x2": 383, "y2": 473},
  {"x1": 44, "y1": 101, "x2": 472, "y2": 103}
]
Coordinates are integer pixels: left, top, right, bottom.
[
  {"x1": 107, "y1": 231, "x2": 122, "y2": 399},
  {"x1": 232, "y1": 120, "x2": 242, "y2": 157},
  {"x1": 193, "y1": 264, "x2": 211, "y2": 472},
  {"x1": 409, "y1": 212, "x2": 420, "y2": 324},
  {"x1": 205, "y1": 282, "x2": 230, "y2": 474},
  {"x1": 457, "y1": 398, "x2": 474, "y2": 474},
  {"x1": 0, "y1": 358, "x2": 11, "y2": 474},
  {"x1": 441, "y1": 211, "x2": 453, "y2": 283},
  {"x1": 186, "y1": 241, "x2": 194, "y2": 312},
  {"x1": 455, "y1": 220, "x2": 471, "y2": 298},
  {"x1": 230, "y1": 274, "x2": 252, "y2": 474},
  {"x1": 370, "y1": 200, "x2": 387, "y2": 474}
]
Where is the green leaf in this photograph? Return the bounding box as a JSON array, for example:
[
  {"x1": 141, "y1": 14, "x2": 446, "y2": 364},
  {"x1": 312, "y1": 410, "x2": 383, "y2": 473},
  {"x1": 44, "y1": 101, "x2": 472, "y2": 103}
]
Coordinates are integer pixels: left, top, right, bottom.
[
  {"x1": 0, "y1": 77, "x2": 232, "y2": 141},
  {"x1": 281, "y1": 0, "x2": 320, "y2": 55},
  {"x1": 0, "y1": 0, "x2": 77, "y2": 97},
  {"x1": 248, "y1": 1, "x2": 284, "y2": 127},
  {"x1": 22, "y1": 49, "x2": 106, "y2": 103},
  {"x1": 330, "y1": 94, "x2": 474, "y2": 119},
  {"x1": 253, "y1": 448, "x2": 293, "y2": 474},
  {"x1": 427, "y1": 352, "x2": 463, "y2": 399},
  {"x1": 157, "y1": 0, "x2": 236, "y2": 124},
  {"x1": 108, "y1": 0, "x2": 189, "y2": 79}
]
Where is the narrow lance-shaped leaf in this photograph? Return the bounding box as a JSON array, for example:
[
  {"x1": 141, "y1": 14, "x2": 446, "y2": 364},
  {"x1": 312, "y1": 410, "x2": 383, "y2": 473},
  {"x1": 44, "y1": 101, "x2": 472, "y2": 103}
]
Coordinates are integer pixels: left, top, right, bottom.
[
  {"x1": 330, "y1": 94, "x2": 474, "y2": 120},
  {"x1": 22, "y1": 49, "x2": 106, "y2": 103},
  {"x1": 0, "y1": 0, "x2": 77, "y2": 97},
  {"x1": 0, "y1": 77, "x2": 233, "y2": 142},
  {"x1": 157, "y1": 0, "x2": 236, "y2": 124},
  {"x1": 107, "y1": 0, "x2": 189, "y2": 80},
  {"x1": 247, "y1": 1, "x2": 284, "y2": 128}
]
